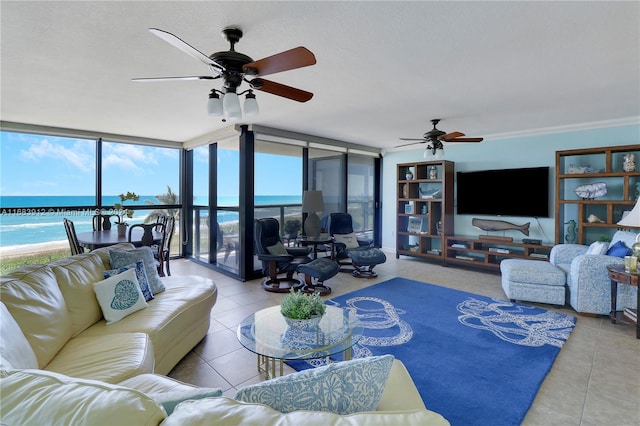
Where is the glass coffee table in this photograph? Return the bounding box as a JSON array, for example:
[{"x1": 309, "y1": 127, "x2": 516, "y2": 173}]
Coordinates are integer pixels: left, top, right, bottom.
[{"x1": 237, "y1": 305, "x2": 363, "y2": 378}]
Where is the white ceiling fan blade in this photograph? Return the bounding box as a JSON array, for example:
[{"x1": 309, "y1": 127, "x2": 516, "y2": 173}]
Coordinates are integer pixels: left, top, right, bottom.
[
  {"x1": 149, "y1": 28, "x2": 225, "y2": 74},
  {"x1": 132, "y1": 76, "x2": 217, "y2": 82}
]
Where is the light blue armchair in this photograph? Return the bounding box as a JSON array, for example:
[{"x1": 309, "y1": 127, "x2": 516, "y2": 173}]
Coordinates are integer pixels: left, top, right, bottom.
[{"x1": 549, "y1": 231, "x2": 638, "y2": 315}]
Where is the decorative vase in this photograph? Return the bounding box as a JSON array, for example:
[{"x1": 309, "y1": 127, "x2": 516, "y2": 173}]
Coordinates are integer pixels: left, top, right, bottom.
[
  {"x1": 623, "y1": 153, "x2": 636, "y2": 172},
  {"x1": 283, "y1": 315, "x2": 323, "y2": 332},
  {"x1": 429, "y1": 166, "x2": 438, "y2": 179},
  {"x1": 406, "y1": 173, "x2": 413, "y2": 180},
  {"x1": 117, "y1": 223, "x2": 127, "y2": 237}
]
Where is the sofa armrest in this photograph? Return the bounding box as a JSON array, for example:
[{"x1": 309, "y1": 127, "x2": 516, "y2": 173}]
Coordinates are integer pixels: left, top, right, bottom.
[
  {"x1": 549, "y1": 244, "x2": 588, "y2": 266},
  {"x1": 568, "y1": 254, "x2": 627, "y2": 314},
  {"x1": 377, "y1": 359, "x2": 427, "y2": 412}
]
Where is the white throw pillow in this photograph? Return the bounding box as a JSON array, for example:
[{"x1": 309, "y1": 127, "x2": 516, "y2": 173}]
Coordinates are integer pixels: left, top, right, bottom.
[
  {"x1": 586, "y1": 241, "x2": 609, "y2": 255},
  {"x1": 333, "y1": 232, "x2": 360, "y2": 249},
  {"x1": 234, "y1": 355, "x2": 394, "y2": 414},
  {"x1": 93, "y1": 269, "x2": 148, "y2": 324}
]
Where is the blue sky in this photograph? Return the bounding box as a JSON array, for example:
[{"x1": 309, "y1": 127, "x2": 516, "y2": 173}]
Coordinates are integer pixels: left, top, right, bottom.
[{"x1": 1, "y1": 131, "x2": 301, "y2": 198}]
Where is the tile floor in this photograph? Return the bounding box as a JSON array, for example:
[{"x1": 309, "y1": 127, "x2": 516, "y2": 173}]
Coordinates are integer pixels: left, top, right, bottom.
[{"x1": 168, "y1": 253, "x2": 639, "y2": 425}]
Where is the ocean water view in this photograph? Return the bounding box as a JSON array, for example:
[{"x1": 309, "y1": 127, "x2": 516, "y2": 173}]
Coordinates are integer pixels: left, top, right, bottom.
[{"x1": 0, "y1": 195, "x2": 302, "y2": 249}]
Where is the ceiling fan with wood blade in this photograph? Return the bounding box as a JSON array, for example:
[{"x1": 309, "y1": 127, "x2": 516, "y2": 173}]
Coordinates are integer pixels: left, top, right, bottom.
[
  {"x1": 132, "y1": 27, "x2": 316, "y2": 111},
  {"x1": 397, "y1": 119, "x2": 484, "y2": 154}
]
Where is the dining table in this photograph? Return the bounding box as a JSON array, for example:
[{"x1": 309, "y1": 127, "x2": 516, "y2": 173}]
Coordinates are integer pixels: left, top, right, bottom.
[{"x1": 76, "y1": 228, "x2": 163, "y2": 250}]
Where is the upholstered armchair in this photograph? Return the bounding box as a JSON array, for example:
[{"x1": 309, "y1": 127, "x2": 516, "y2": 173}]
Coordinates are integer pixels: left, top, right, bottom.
[
  {"x1": 549, "y1": 230, "x2": 638, "y2": 315},
  {"x1": 254, "y1": 218, "x2": 312, "y2": 292}
]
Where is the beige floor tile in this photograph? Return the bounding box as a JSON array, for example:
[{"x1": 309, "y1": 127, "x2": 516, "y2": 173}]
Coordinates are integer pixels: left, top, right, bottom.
[{"x1": 167, "y1": 253, "x2": 640, "y2": 425}]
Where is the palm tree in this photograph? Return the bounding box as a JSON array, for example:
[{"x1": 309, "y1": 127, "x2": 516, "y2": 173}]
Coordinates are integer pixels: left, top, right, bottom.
[{"x1": 144, "y1": 185, "x2": 179, "y2": 223}]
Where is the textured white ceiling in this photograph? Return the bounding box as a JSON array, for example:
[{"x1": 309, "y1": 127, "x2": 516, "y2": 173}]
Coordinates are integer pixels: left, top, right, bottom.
[{"x1": 1, "y1": 1, "x2": 638, "y2": 149}]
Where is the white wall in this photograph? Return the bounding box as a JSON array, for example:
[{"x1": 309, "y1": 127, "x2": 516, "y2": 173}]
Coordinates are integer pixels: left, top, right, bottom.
[{"x1": 380, "y1": 123, "x2": 640, "y2": 252}]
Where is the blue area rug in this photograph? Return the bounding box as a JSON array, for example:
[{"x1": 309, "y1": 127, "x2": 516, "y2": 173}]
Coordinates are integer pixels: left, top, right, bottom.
[{"x1": 287, "y1": 277, "x2": 576, "y2": 426}]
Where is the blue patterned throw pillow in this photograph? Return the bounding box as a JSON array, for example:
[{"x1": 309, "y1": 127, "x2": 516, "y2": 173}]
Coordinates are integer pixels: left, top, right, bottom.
[
  {"x1": 234, "y1": 355, "x2": 394, "y2": 414},
  {"x1": 109, "y1": 247, "x2": 165, "y2": 295},
  {"x1": 104, "y1": 260, "x2": 154, "y2": 302},
  {"x1": 93, "y1": 268, "x2": 148, "y2": 324}
]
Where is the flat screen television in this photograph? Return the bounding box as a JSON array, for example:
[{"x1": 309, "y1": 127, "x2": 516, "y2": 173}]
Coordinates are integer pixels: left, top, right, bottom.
[{"x1": 456, "y1": 166, "x2": 549, "y2": 217}]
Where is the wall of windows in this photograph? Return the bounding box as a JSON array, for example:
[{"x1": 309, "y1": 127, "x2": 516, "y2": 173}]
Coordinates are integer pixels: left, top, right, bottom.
[{"x1": 0, "y1": 129, "x2": 182, "y2": 271}]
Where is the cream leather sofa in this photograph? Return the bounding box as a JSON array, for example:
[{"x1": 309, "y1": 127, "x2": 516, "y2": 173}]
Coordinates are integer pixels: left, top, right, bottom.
[
  {"x1": 0, "y1": 243, "x2": 217, "y2": 381},
  {"x1": 1, "y1": 360, "x2": 449, "y2": 425},
  {"x1": 1, "y1": 244, "x2": 448, "y2": 425}
]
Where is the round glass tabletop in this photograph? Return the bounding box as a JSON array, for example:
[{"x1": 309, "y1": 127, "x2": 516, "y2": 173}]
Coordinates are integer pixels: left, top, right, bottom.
[{"x1": 237, "y1": 305, "x2": 363, "y2": 361}]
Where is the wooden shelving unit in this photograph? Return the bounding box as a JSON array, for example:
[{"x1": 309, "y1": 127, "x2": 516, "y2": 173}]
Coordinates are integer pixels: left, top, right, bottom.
[
  {"x1": 556, "y1": 145, "x2": 640, "y2": 245},
  {"x1": 444, "y1": 236, "x2": 552, "y2": 270},
  {"x1": 396, "y1": 160, "x2": 454, "y2": 262}
]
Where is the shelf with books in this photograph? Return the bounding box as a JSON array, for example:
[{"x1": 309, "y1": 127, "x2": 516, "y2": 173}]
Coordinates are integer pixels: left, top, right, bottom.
[
  {"x1": 444, "y1": 236, "x2": 552, "y2": 270},
  {"x1": 396, "y1": 160, "x2": 454, "y2": 262}
]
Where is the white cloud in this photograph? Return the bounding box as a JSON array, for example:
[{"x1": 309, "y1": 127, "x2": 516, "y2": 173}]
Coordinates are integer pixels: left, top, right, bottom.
[
  {"x1": 20, "y1": 139, "x2": 94, "y2": 172},
  {"x1": 102, "y1": 143, "x2": 160, "y2": 172}
]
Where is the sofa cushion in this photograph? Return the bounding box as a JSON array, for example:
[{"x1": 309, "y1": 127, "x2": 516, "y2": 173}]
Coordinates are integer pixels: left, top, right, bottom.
[
  {"x1": 94, "y1": 268, "x2": 149, "y2": 325},
  {"x1": 0, "y1": 369, "x2": 166, "y2": 426},
  {"x1": 0, "y1": 302, "x2": 38, "y2": 371},
  {"x1": 606, "y1": 240, "x2": 632, "y2": 258},
  {"x1": 608, "y1": 230, "x2": 638, "y2": 250},
  {"x1": 119, "y1": 374, "x2": 222, "y2": 415},
  {"x1": 110, "y1": 246, "x2": 166, "y2": 295},
  {"x1": 0, "y1": 264, "x2": 72, "y2": 368},
  {"x1": 51, "y1": 251, "x2": 111, "y2": 336},
  {"x1": 43, "y1": 332, "x2": 154, "y2": 384},
  {"x1": 235, "y1": 355, "x2": 394, "y2": 415},
  {"x1": 163, "y1": 397, "x2": 451, "y2": 426},
  {"x1": 104, "y1": 260, "x2": 154, "y2": 302},
  {"x1": 79, "y1": 275, "x2": 217, "y2": 375}
]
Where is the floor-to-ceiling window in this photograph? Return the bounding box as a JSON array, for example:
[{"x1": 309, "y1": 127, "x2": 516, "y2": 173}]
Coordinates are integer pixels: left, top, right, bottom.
[
  {"x1": 253, "y1": 139, "x2": 304, "y2": 271},
  {"x1": 347, "y1": 154, "x2": 376, "y2": 239},
  {"x1": 192, "y1": 145, "x2": 209, "y2": 263},
  {"x1": 308, "y1": 146, "x2": 346, "y2": 226},
  {"x1": 215, "y1": 137, "x2": 241, "y2": 274},
  {"x1": 0, "y1": 129, "x2": 182, "y2": 273}
]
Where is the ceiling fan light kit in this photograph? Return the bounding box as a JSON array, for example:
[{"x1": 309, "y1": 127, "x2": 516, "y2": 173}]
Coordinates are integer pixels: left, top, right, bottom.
[
  {"x1": 399, "y1": 119, "x2": 484, "y2": 159},
  {"x1": 134, "y1": 26, "x2": 316, "y2": 121}
]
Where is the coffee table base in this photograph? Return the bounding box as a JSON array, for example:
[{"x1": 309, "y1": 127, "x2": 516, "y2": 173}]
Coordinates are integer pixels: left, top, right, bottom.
[{"x1": 256, "y1": 347, "x2": 355, "y2": 379}]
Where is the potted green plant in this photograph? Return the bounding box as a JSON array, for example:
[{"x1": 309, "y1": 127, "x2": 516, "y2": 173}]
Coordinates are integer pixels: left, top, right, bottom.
[
  {"x1": 114, "y1": 191, "x2": 139, "y2": 236},
  {"x1": 280, "y1": 289, "x2": 326, "y2": 330}
]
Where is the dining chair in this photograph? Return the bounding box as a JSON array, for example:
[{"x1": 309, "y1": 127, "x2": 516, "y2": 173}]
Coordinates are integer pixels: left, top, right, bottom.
[
  {"x1": 63, "y1": 218, "x2": 84, "y2": 255},
  {"x1": 128, "y1": 222, "x2": 166, "y2": 275},
  {"x1": 92, "y1": 214, "x2": 120, "y2": 231},
  {"x1": 157, "y1": 215, "x2": 175, "y2": 276}
]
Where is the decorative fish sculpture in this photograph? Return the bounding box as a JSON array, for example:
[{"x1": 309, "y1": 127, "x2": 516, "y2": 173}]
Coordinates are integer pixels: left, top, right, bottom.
[
  {"x1": 472, "y1": 218, "x2": 530, "y2": 236},
  {"x1": 574, "y1": 182, "x2": 607, "y2": 200}
]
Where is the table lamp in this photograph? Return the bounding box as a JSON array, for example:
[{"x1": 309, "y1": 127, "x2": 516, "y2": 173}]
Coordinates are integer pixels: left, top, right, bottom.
[
  {"x1": 302, "y1": 190, "x2": 324, "y2": 238},
  {"x1": 617, "y1": 198, "x2": 640, "y2": 258}
]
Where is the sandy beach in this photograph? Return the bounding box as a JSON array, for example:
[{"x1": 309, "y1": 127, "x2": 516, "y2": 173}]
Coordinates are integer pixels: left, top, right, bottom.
[{"x1": 0, "y1": 240, "x2": 69, "y2": 260}]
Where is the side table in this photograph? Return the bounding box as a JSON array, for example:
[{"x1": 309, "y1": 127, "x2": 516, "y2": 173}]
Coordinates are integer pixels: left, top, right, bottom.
[
  {"x1": 296, "y1": 236, "x2": 335, "y2": 260},
  {"x1": 606, "y1": 264, "x2": 639, "y2": 339}
]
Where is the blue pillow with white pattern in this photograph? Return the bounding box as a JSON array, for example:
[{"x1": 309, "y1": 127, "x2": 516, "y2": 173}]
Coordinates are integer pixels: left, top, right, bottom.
[
  {"x1": 104, "y1": 260, "x2": 154, "y2": 302},
  {"x1": 109, "y1": 247, "x2": 165, "y2": 295},
  {"x1": 234, "y1": 355, "x2": 394, "y2": 414}
]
